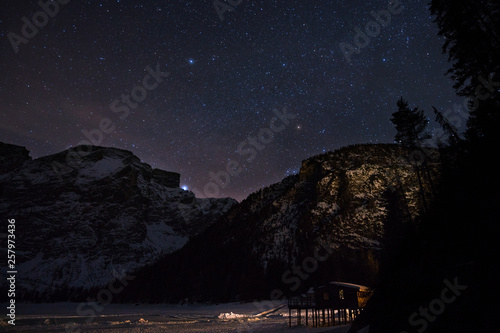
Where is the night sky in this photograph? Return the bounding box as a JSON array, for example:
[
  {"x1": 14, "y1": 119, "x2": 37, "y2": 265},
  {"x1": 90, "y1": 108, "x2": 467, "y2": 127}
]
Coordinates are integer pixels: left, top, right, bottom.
[{"x1": 1, "y1": 1, "x2": 463, "y2": 201}]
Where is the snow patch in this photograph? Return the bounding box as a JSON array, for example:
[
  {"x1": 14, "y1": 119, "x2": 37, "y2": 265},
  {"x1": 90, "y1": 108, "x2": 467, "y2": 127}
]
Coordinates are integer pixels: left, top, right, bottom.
[
  {"x1": 77, "y1": 157, "x2": 125, "y2": 183},
  {"x1": 145, "y1": 223, "x2": 188, "y2": 254},
  {"x1": 217, "y1": 312, "x2": 251, "y2": 320}
]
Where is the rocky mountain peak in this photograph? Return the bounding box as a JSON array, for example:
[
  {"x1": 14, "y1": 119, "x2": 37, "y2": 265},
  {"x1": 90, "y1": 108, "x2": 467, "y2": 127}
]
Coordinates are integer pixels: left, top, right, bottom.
[{"x1": 0, "y1": 142, "x2": 236, "y2": 301}]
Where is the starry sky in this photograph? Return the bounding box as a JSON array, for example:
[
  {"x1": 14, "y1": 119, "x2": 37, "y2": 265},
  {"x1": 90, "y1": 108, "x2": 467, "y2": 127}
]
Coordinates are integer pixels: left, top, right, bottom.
[{"x1": 0, "y1": 0, "x2": 464, "y2": 201}]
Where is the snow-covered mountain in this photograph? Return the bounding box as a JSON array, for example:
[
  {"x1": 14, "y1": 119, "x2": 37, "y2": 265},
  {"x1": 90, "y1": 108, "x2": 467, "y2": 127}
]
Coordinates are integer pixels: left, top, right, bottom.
[
  {"x1": 0, "y1": 142, "x2": 236, "y2": 300},
  {"x1": 121, "y1": 144, "x2": 439, "y2": 303}
]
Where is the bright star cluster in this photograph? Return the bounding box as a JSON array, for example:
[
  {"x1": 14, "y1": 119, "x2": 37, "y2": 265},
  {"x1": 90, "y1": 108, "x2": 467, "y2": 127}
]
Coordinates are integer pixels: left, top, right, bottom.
[{"x1": 0, "y1": 1, "x2": 461, "y2": 201}]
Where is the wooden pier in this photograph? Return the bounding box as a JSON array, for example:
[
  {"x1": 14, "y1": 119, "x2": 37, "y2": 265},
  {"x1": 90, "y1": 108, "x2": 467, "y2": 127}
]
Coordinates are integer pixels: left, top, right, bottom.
[{"x1": 287, "y1": 282, "x2": 371, "y2": 328}]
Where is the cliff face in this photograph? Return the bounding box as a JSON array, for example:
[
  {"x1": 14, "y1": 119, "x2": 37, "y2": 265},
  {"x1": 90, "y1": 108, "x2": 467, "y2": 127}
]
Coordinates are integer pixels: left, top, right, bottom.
[
  {"x1": 0, "y1": 144, "x2": 237, "y2": 300},
  {"x1": 121, "y1": 144, "x2": 439, "y2": 303},
  {"x1": 226, "y1": 144, "x2": 437, "y2": 268}
]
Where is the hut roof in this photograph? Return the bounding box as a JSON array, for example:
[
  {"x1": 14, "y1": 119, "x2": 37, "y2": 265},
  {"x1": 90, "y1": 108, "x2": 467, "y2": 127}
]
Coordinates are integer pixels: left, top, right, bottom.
[{"x1": 327, "y1": 281, "x2": 371, "y2": 291}]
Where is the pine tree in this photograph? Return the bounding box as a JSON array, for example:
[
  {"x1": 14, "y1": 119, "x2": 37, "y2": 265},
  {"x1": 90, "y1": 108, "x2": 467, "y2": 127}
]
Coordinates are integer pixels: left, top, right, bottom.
[
  {"x1": 430, "y1": 0, "x2": 500, "y2": 144},
  {"x1": 391, "y1": 98, "x2": 433, "y2": 209},
  {"x1": 430, "y1": 0, "x2": 500, "y2": 96},
  {"x1": 390, "y1": 98, "x2": 430, "y2": 149}
]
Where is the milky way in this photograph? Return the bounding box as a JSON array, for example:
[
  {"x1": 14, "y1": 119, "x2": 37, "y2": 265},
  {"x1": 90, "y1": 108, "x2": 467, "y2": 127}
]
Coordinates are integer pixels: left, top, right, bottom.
[{"x1": 0, "y1": 1, "x2": 463, "y2": 201}]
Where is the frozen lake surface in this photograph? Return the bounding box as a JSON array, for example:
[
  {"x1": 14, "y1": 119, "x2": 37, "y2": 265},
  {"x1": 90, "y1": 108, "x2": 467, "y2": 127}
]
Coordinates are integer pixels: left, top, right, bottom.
[{"x1": 1, "y1": 301, "x2": 352, "y2": 332}]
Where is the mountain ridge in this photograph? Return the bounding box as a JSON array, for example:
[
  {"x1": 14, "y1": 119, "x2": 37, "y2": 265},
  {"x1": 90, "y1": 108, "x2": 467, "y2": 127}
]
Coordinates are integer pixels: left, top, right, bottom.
[
  {"x1": 119, "y1": 143, "x2": 439, "y2": 303},
  {"x1": 0, "y1": 142, "x2": 237, "y2": 301}
]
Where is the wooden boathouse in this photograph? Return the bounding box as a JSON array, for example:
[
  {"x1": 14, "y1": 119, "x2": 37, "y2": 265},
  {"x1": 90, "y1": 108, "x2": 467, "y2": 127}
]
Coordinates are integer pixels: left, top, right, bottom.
[{"x1": 287, "y1": 282, "x2": 372, "y2": 327}]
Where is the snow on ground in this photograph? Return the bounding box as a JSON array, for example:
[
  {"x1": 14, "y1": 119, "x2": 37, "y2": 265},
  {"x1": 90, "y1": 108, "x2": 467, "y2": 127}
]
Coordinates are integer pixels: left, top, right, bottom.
[{"x1": 0, "y1": 301, "x2": 352, "y2": 332}]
